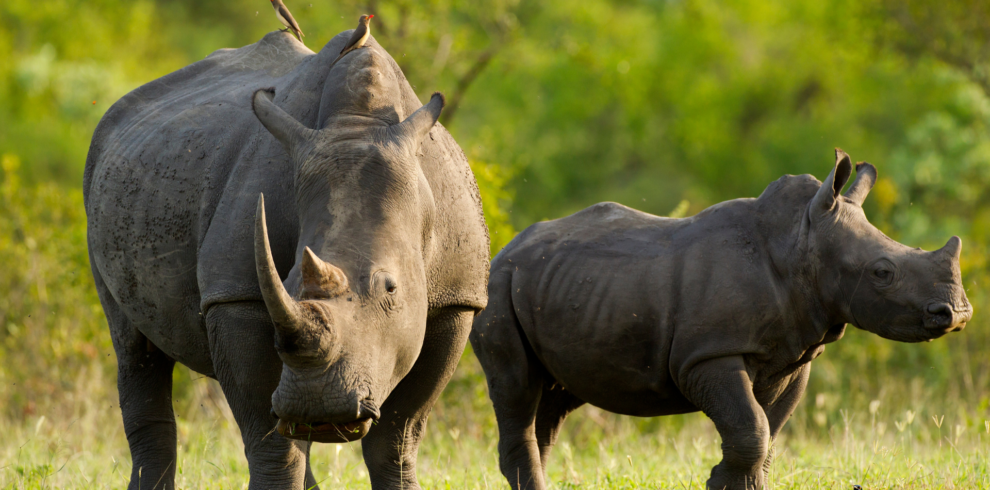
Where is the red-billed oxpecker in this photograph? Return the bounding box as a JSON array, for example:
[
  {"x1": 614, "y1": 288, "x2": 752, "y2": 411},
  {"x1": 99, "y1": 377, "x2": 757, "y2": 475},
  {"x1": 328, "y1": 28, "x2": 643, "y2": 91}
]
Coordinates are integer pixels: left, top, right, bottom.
[
  {"x1": 270, "y1": 0, "x2": 304, "y2": 43},
  {"x1": 332, "y1": 14, "x2": 374, "y2": 66}
]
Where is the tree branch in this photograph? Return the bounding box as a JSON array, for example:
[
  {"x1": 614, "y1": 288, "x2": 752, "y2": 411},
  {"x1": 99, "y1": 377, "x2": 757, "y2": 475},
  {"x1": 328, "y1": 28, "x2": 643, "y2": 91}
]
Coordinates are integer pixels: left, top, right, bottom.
[{"x1": 440, "y1": 46, "x2": 498, "y2": 127}]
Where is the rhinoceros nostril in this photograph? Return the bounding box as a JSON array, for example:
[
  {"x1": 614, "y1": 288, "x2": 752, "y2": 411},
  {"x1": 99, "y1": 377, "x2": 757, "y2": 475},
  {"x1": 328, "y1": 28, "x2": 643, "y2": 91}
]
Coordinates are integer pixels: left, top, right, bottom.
[
  {"x1": 926, "y1": 303, "x2": 952, "y2": 316},
  {"x1": 358, "y1": 399, "x2": 381, "y2": 421}
]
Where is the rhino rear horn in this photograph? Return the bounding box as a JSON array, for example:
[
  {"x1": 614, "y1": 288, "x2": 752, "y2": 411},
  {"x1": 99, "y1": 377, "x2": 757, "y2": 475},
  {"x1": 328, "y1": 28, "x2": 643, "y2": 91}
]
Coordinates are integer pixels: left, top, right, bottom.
[
  {"x1": 843, "y1": 162, "x2": 877, "y2": 206},
  {"x1": 255, "y1": 194, "x2": 308, "y2": 336},
  {"x1": 299, "y1": 247, "x2": 349, "y2": 299},
  {"x1": 935, "y1": 236, "x2": 962, "y2": 261},
  {"x1": 811, "y1": 148, "x2": 854, "y2": 212},
  {"x1": 252, "y1": 88, "x2": 318, "y2": 161},
  {"x1": 391, "y1": 92, "x2": 444, "y2": 146}
]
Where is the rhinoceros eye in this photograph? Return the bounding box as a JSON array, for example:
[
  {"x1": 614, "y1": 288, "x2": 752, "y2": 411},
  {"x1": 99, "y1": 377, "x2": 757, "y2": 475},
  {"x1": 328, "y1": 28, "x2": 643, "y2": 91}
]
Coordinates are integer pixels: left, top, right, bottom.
[
  {"x1": 380, "y1": 274, "x2": 398, "y2": 295},
  {"x1": 871, "y1": 260, "x2": 896, "y2": 286}
]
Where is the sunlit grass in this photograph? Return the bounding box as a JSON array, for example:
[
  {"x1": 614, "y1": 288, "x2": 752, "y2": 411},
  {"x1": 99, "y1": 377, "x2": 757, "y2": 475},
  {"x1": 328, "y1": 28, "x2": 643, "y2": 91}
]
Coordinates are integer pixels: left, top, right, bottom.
[{"x1": 3, "y1": 372, "x2": 990, "y2": 489}]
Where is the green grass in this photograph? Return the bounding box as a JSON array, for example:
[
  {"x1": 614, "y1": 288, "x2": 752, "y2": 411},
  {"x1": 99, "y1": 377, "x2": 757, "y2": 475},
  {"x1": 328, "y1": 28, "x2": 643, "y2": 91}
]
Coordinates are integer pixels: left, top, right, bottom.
[{"x1": 4, "y1": 369, "x2": 990, "y2": 489}]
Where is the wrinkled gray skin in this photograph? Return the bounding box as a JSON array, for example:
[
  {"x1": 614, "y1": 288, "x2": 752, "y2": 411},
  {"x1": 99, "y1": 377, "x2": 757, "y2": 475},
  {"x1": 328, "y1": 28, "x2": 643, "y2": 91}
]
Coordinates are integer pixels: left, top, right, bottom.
[
  {"x1": 471, "y1": 150, "x2": 972, "y2": 490},
  {"x1": 85, "y1": 30, "x2": 488, "y2": 489}
]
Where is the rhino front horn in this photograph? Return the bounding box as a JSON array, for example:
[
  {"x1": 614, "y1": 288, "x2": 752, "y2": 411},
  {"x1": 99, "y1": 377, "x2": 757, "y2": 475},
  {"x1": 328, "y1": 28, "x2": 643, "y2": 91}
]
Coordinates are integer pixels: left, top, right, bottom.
[
  {"x1": 255, "y1": 194, "x2": 307, "y2": 336},
  {"x1": 935, "y1": 236, "x2": 962, "y2": 261}
]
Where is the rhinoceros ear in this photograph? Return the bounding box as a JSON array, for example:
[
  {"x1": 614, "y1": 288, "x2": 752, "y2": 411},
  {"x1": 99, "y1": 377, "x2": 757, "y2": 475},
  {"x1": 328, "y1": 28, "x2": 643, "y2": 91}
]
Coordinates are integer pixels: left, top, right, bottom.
[
  {"x1": 391, "y1": 92, "x2": 444, "y2": 147},
  {"x1": 811, "y1": 148, "x2": 854, "y2": 213},
  {"x1": 843, "y1": 162, "x2": 877, "y2": 207},
  {"x1": 252, "y1": 88, "x2": 318, "y2": 161}
]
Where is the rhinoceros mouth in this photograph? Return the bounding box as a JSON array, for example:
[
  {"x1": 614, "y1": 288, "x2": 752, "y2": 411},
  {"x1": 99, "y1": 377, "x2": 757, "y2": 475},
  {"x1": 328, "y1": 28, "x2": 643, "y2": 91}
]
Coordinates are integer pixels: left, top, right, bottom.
[{"x1": 276, "y1": 418, "x2": 373, "y2": 443}]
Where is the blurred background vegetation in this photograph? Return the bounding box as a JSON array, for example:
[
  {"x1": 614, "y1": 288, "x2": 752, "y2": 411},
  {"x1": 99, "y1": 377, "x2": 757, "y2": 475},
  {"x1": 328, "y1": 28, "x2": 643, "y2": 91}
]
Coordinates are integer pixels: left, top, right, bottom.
[{"x1": 2, "y1": 0, "x2": 990, "y2": 486}]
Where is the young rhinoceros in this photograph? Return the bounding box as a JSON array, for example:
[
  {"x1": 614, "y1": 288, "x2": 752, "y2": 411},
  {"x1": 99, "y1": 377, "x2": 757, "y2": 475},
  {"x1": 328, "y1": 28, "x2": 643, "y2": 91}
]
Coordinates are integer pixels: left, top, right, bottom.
[{"x1": 470, "y1": 149, "x2": 971, "y2": 490}]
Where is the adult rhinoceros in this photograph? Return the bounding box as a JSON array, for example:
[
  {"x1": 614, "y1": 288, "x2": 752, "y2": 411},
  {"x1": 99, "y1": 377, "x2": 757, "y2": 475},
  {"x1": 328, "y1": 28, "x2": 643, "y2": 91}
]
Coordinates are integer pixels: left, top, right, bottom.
[
  {"x1": 470, "y1": 150, "x2": 972, "y2": 490},
  {"x1": 85, "y1": 30, "x2": 489, "y2": 489}
]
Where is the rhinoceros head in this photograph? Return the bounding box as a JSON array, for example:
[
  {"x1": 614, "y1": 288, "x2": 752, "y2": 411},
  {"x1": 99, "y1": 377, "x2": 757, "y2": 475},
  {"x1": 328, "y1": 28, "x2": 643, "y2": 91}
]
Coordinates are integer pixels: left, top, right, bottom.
[
  {"x1": 805, "y1": 149, "x2": 972, "y2": 343},
  {"x1": 248, "y1": 47, "x2": 446, "y2": 442}
]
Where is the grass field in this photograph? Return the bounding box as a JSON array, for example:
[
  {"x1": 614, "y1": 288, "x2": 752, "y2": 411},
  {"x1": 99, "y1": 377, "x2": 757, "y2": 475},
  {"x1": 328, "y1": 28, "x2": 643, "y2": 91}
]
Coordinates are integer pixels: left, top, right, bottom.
[{"x1": 3, "y1": 357, "x2": 990, "y2": 490}]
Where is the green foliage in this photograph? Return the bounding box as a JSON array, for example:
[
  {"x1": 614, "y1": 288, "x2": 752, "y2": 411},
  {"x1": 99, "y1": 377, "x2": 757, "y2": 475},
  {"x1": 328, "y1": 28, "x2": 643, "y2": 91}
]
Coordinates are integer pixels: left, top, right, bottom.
[
  {"x1": 452, "y1": 0, "x2": 988, "y2": 224},
  {"x1": 874, "y1": 0, "x2": 990, "y2": 96},
  {"x1": 0, "y1": 154, "x2": 113, "y2": 420},
  {"x1": 470, "y1": 160, "x2": 516, "y2": 254}
]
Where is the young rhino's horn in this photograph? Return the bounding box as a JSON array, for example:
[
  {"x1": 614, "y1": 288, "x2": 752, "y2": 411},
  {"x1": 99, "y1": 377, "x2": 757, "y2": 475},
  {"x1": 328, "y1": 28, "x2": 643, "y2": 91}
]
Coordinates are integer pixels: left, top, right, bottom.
[
  {"x1": 299, "y1": 247, "x2": 350, "y2": 299},
  {"x1": 934, "y1": 236, "x2": 962, "y2": 262}
]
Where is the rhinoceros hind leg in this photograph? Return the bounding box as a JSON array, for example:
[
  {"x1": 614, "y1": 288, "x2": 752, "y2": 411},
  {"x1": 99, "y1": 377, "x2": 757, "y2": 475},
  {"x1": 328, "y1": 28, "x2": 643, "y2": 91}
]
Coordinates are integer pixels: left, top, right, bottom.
[
  {"x1": 471, "y1": 287, "x2": 548, "y2": 489},
  {"x1": 98, "y1": 274, "x2": 177, "y2": 490},
  {"x1": 534, "y1": 387, "x2": 584, "y2": 471},
  {"x1": 486, "y1": 335, "x2": 546, "y2": 490},
  {"x1": 206, "y1": 302, "x2": 312, "y2": 489}
]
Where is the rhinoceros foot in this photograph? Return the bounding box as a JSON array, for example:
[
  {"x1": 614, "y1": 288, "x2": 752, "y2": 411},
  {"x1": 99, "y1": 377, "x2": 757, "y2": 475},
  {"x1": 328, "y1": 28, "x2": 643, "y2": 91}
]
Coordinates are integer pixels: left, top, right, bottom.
[{"x1": 707, "y1": 463, "x2": 764, "y2": 490}]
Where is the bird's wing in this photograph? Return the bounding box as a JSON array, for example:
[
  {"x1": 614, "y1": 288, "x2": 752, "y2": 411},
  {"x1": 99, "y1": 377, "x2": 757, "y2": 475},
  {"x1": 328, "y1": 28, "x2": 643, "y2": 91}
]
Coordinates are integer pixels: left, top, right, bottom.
[
  {"x1": 340, "y1": 25, "x2": 365, "y2": 54},
  {"x1": 278, "y1": 5, "x2": 304, "y2": 37}
]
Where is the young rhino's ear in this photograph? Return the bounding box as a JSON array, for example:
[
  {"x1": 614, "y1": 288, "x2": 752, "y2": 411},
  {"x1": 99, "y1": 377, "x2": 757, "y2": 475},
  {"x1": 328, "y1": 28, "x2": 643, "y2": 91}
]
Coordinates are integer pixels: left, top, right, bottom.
[
  {"x1": 811, "y1": 147, "x2": 854, "y2": 213},
  {"x1": 390, "y1": 92, "x2": 445, "y2": 147},
  {"x1": 843, "y1": 162, "x2": 877, "y2": 206}
]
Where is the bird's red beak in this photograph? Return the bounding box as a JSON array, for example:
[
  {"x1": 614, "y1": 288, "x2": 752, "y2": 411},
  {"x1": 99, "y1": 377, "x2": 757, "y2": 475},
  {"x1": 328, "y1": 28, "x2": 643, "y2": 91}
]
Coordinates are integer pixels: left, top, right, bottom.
[{"x1": 369, "y1": 14, "x2": 374, "y2": 19}]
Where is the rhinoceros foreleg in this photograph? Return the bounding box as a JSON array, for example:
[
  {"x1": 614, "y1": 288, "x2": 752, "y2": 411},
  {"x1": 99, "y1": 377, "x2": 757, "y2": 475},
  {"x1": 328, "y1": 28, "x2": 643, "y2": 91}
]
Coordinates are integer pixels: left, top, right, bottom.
[
  {"x1": 534, "y1": 387, "x2": 584, "y2": 470},
  {"x1": 681, "y1": 355, "x2": 770, "y2": 490},
  {"x1": 757, "y1": 362, "x2": 811, "y2": 481},
  {"x1": 205, "y1": 302, "x2": 314, "y2": 489},
  {"x1": 360, "y1": 306, "x2": 473, "y2": 490},
  {"x1": 103, "y1": 294, "x2": 178, "y2": 490}
]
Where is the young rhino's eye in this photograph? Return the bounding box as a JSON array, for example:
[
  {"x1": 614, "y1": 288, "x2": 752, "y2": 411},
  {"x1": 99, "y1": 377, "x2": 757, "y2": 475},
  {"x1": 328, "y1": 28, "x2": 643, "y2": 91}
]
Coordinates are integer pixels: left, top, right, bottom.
[
  {"x1": 871, "y1": 258, "x2": 895, "y2": 284},
  {"x1": 387, "y1": 284, "x2": 397, "y2": 294}
]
